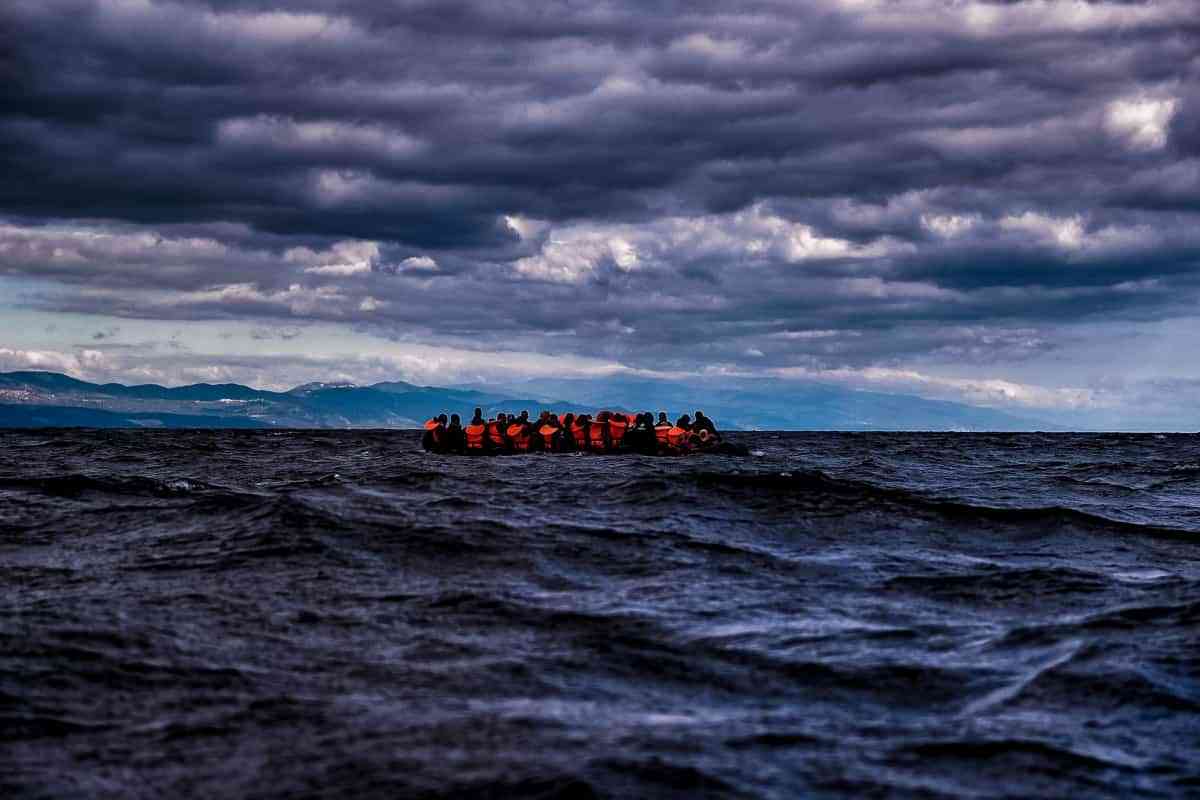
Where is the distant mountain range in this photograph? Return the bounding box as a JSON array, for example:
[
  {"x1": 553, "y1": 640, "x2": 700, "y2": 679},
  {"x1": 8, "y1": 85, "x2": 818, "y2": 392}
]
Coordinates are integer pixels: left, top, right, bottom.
[{"x1": 0, "y1": 370, "x2": 1056, "y2": 431}]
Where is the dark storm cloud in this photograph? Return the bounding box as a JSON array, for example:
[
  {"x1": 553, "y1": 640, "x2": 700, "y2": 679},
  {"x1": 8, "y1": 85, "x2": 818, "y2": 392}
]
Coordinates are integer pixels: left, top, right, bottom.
[{"x1": 2, "y1": 0, "x2": 1199, "y2": 378}]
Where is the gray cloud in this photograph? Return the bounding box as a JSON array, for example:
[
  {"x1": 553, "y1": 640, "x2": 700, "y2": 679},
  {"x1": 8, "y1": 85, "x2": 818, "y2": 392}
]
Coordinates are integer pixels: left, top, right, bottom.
[{"x1": 1, "y1": 0, "x2": 1199, "y2": 407}]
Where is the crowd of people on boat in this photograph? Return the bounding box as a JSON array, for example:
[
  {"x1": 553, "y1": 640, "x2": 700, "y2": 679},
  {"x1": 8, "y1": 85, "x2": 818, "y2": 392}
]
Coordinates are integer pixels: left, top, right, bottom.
[{"x1": 421, "y1": 408, "x2": 728, "y2": 455}]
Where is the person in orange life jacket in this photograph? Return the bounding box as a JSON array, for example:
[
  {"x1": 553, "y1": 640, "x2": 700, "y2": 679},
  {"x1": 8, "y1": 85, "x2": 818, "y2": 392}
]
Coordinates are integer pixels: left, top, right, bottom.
[
  {"x1": 528, "y1": 411, "x2": 550, "y2": 452},
  {"x1": 506, "y1": 411, "x2": 533, "y2": 452},
  {"x1": 570, "y1": 413, "x2": 591, "y2": 451},
  {"x1": 536, "y1": 413, "x2": 562, "y2": 452},
  {"x1": 589, "y1": 411, "x2": 612, "y2": 452},
  {"x1": 666, "y1": 414, "x2": 692, "y2": 453},
  {"x1": 559, "y1": 413, "x2": 578, "y2": 452},
  {"x1": 482, "y1": 417, "x2": 506, "y2": 453},
  {"x1": 464, "y1": 407, "x2": 489, "y2": 453},
  {"x1": 487, "y1": 413, "x2": 510, "y2": 453},
  {"x1": 654, "y1": 413, "x2": 672, "y2": 451},
  {"x1": 607, "y1": 412, "x2": 630, "y2": 449},
  {"x1": 421, "y1": 413, "x2": 448, "y2": 452}
]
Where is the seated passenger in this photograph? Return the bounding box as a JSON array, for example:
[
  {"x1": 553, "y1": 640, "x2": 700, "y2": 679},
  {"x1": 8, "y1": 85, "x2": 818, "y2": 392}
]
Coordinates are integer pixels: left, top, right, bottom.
[
  {"x1": 536, "y1": 414, "x2": 562, "y2": 452},
  {"x1": 559, "y1": 413, "x2": 577, "y2": 452},
  {"x1": 589, "y1": 411, "x2": 612, "y2": 453},
  {"x1": 607, "y1": 412, "x2": 629, "y2": 450},
  {"x1": 421, "y1": 413, "x2": 448, "y2": 453},
  {"x1": 666, "y1": 415, "x2": 692, "y2": 454},
  {"x1": 654, "y1": 413, "x2": 672, "y2": 451},
  {"x1": 570, "y1": 413, "x2": 591, "y2": 452},
  {"x1": 465, "y1": 407, "x2": 489, "y2": 454},
  {"x1": 624, "y1": 413, "x2": 658, "y2": 455},
  {"x1": 506, "y1": 411, "x2": 534, "y2": 453},
  {"x1": 487, "y1": 412, "x2": 509, "y2": 453},
  {"x1": 693, "y1": 410, "x2": 721, "y2": 440},
  {"x1": 445, "y1": 414, "x2": 467, "y2": 454}
]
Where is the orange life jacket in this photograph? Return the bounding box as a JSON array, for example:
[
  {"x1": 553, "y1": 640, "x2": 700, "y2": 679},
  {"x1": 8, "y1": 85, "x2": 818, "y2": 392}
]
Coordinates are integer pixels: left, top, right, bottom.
[
  {"x1": 487, "y1": 421, "x2": 507, "y2": 447},
  {"x1": 654, "y1": 423, "x2": 672, "y2": 446},
  {"x1": 570, "y1": 423, "x2": 588, "y2": 449},
  {"x1": 589, "y1": 422, "x2": 609, "y2": 451},
  {"x1": 507, "y1": 422, "x2": 531, "y2": 451},
  {"x1": 538, "y1": 424, "x2": 558, "y2": 450},
  {"x1": 465, "y1": 423, "x2": 487, "y2": 450},
  {"x1": 608, "y1": 416, "x2": 628, "y2": 444},
  {"x1": 423, "y1": 419, "x2": 443, "y2": 444},
  {"x1": 666, "y1": 426, "x2": 690, "y2": 449}
]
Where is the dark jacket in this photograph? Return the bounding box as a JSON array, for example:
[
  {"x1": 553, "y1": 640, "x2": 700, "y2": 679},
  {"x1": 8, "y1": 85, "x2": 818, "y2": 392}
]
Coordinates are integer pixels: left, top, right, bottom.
[{"x1": 443, "y1": 423, "x2": 467, "y2": 454}]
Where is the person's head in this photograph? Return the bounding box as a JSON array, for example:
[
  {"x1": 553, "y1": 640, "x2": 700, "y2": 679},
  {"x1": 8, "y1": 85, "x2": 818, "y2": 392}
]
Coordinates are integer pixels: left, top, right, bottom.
[
  {"x1": 473, "y1": 407, "x2": 483, "y2": 420},
  {"x1": 519, "y1": 410, "x2": 529, "y2": 421},
  {"x1": 677, "y1": 414, "x2": 691, "y2": 428},
  {"x1": 437, "y1": 413, "x2": 448, "y2": 424},
  {"x1": 450, "y1": 413, "x2": 461, "y2": 425},
  {"x1": 497, "y1": 412, "x2": 507, "y2": 424},
  {"x1": 563, "y1": 413, "x2": 575, "y2": 427},
  {"x1": 695, "y1": 410, "x2": 706, "y2": 420},
  {"x1": 597, "y1": 410, "x2": 610, "y2": 422},
  {"x1": 658, "y1": 412, "x2": 668, "y2": 423}
]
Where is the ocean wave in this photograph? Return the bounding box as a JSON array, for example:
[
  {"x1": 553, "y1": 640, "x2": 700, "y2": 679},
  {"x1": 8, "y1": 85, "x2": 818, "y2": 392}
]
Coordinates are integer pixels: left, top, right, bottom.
[
  {"x1": 0, "y1": 473, "x2": 253, "y2": 501},
  {"x1": 686, "y1": 470, "x2": 1200, "y2": 537}
]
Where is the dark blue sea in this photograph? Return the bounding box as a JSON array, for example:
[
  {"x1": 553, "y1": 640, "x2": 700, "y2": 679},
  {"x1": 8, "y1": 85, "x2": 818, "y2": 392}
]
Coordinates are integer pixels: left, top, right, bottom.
[{"x1": 2, "y1": 430, "x2": 1198, "y2": 798}]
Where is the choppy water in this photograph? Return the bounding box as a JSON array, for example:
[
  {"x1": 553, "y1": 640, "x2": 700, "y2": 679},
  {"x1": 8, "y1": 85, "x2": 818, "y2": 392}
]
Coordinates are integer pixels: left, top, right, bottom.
[{"x1": 2, "y1": 430, "x2": 1199, "y2": 799}]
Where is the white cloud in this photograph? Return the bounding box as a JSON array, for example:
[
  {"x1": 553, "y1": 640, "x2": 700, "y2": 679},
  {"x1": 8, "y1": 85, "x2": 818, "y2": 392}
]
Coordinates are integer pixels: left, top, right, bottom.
[
  {"x1": 0, "y1": 347, "x2": 89, "y2": 375},
  {"x1": 840, "y1": 0, "x2": 1191, "y2": 37},
  {"x1": 1000, "y1": 212, "x2": 1085, "y2": 250},
  {"x1": 288, "y1": 240, "x2": 381, "y2": 276},
  {"x1": 219, "y1": 115, "x2": 424, "y2": 159},
  {"x1": 769, "y1": 329, "x2": 849, "y2": 340},
  {"x1": 1105, "y1": 96, "x2": 1178, "y2": 151},
  {"x1": 834, "y1": 277, "x2": 958, "y2": 301},
  {"x1": 0, "y1": 221, "x2": 231, "y2": 268},
  {"x1": 922, "y1": 213, "x2": 980, "y2": 238},
  {"x1": 670, "y1": 32, "x2": 747, "y2": 60},
  {"x1": 773, "y1": 364, "x2": 1102, "y2": 410},
  {"x1": 513, "y1": 204, "x2": 902, "y2": 283},
  {"x1": 174, "y1": 282, "x2": 348, "y2": 315},
  {"x1": 515, "y1": 232, "x2": 644, "y2": 283},
  {"x1": 400, "y1": 255, "x2": 439, "y2": 272}
]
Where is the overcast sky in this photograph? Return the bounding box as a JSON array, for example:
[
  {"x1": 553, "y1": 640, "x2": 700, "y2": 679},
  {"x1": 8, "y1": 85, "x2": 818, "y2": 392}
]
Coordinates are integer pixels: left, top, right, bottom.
[{"x1": 2, "y1": 0, "x2": 1199, "y2": 424}]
